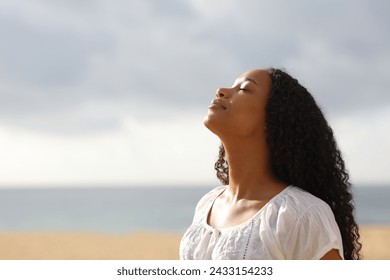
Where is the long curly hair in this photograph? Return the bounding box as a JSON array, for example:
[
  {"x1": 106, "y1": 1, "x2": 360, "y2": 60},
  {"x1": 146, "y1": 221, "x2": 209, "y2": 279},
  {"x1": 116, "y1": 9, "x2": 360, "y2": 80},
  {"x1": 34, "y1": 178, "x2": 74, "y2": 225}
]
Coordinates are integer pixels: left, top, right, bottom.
[{"x1": 214, "y1": 68, "x2": 362, "y2": 259}]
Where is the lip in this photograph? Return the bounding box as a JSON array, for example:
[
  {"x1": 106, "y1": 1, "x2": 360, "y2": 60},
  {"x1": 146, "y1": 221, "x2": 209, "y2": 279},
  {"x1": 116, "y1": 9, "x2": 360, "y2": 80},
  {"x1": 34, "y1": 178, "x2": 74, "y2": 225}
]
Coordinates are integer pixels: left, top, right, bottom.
[{"x1": 209, "y1": 99, "x2": 227, "y2": 110}]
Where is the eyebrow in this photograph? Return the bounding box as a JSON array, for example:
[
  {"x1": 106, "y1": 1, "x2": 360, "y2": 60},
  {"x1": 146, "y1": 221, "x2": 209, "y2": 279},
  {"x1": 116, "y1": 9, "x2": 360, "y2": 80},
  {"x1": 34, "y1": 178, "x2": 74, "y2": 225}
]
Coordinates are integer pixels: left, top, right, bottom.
[
  {"x1": 232, "y1": 77, "x2": 259, "y2": 88},
  {"x1": 242, "y1": 77, "x2": 258, "y2": 85}
]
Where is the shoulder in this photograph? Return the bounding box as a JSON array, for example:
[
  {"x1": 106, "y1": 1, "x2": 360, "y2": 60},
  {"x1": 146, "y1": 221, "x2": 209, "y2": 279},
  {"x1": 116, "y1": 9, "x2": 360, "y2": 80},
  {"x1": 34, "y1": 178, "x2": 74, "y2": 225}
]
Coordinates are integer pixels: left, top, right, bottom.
[
  {"x1": 195, "y1": 185, "x2": 226, "y2": 212},
  {"x1": 192, "y1": 185, "x2": 226, "y2": 220},
  {"x1": 266, "y1": 185, "x2": 334, "y2": 220},
  {"x1": 260, "y1": 185, "x2": 339, "y2": 242},
  {"x1": 260, "y1": 185, "x2": 343, "y2": 259}
]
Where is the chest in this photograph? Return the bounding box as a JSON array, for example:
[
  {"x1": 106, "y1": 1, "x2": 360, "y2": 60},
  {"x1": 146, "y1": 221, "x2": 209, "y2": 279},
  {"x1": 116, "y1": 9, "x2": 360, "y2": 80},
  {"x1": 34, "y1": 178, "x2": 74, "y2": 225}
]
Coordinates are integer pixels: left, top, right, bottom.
[{"x1": 207, "y1": 198, "x2": 268, "y2": 229}]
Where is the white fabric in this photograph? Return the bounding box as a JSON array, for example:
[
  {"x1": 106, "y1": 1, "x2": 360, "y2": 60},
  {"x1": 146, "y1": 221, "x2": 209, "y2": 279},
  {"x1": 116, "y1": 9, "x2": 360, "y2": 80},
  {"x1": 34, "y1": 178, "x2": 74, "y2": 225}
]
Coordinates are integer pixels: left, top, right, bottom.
[{"x1": 179, "y1": 185, "x2": 344, "y2": 260}]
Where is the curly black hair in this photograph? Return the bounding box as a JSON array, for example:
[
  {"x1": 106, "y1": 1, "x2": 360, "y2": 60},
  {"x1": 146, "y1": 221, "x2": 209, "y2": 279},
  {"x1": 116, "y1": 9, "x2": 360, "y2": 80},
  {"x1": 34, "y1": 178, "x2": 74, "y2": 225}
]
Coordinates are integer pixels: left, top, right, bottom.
[{"x1": 214, "y1": 68, "x2": 362, "y2": 259}]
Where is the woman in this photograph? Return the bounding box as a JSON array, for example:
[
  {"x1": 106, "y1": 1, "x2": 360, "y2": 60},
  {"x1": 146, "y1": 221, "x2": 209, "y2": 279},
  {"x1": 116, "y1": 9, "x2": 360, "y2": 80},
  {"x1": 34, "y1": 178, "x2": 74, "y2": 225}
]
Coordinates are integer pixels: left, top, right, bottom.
[{"x1": 180, "y1": 68, "x2": 361, "y2": 260}]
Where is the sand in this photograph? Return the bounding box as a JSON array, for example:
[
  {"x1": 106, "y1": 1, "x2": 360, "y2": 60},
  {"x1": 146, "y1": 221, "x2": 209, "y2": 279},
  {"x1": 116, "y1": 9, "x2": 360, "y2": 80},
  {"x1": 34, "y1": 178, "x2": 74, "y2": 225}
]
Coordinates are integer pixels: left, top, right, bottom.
[{"x1": 0, "y1": 226, "x2": 388, "y2": 260}]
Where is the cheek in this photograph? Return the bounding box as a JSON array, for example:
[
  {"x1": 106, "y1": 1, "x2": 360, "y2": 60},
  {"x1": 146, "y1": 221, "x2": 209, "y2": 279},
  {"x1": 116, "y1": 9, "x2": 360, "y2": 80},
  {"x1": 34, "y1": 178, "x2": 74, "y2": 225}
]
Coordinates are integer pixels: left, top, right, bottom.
[
  {"x1": 227, "y1": 106, "x2": 266, "y2": 136},
  {"x1": 235, "y1": 116, "x2": 263, "y2": 136}
]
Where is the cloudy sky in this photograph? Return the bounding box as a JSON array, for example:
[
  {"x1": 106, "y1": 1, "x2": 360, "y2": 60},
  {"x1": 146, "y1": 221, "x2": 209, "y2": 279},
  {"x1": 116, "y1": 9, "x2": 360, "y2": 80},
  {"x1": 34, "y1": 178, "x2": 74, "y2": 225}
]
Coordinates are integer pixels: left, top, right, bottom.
[{"x1": 0, "y1": 0, "x2": 389, "y2": 188}]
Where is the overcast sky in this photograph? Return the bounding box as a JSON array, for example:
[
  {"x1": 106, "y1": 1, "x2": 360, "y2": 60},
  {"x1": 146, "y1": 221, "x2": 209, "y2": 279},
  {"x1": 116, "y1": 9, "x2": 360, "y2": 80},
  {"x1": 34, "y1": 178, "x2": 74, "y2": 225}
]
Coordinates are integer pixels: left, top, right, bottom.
[{"x1": 0, "y1": 0, "x2": 389, "y2": 188}]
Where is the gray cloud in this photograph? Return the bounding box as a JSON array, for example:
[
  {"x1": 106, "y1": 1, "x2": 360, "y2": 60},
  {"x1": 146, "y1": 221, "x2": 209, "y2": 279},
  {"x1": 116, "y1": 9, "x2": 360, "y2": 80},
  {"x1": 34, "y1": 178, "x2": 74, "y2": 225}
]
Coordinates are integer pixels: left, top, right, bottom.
[{"x1": 0, "y1": 0, "x2": 389, "y2": 134}]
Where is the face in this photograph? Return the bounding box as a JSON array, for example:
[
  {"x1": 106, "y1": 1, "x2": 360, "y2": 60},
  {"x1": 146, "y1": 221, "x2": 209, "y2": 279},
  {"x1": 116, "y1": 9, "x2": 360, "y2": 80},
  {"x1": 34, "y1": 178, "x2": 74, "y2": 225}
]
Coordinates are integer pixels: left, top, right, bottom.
[{"x1": 203, "y1": 69, "x2": 272, "y2": 139}]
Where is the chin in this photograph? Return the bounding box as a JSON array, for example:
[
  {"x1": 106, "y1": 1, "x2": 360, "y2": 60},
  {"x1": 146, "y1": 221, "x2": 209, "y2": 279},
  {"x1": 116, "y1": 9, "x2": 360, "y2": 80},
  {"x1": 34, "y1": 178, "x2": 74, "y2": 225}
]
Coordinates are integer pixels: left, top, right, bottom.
[
  {"x1": 203, "y1": 115, "x2": 218, "y2": 134},
  {"x1": 203, "y1": 115, "x2": 212, "y2": 129},
  {"x1": 204, "y1": 115, "x2": 226, "y2": 138}
]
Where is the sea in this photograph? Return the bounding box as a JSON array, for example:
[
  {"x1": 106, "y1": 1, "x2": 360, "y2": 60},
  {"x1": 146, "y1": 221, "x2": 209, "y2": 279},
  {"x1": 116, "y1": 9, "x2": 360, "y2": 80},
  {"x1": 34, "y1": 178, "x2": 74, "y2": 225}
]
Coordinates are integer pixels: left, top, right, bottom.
[{"x1": 0, "y1": 186, "x2": 389, "y2": 234}]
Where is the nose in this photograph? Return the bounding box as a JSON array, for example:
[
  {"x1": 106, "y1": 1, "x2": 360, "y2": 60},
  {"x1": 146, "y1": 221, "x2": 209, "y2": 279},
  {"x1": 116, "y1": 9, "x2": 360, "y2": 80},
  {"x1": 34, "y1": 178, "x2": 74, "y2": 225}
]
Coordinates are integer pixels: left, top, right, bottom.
[{"x1": 215, "y1": 88, "x2": 229, "y2": 98}]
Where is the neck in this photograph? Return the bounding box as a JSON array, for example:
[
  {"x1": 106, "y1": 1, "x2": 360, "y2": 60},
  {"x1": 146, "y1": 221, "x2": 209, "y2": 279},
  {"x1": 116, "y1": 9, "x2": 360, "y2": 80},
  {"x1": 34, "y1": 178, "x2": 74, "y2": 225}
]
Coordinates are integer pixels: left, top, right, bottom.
[{"x1": 221, "y1": 135, "x2": 285, "y2": 200}]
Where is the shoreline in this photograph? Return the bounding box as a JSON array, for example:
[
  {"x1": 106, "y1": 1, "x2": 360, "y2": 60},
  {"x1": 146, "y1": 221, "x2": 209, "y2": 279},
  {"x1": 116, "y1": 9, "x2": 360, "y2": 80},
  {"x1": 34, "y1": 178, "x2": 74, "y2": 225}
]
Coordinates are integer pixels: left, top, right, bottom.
[{"x1": 0, "y1": 226, "x2": 389, "y2": 260}]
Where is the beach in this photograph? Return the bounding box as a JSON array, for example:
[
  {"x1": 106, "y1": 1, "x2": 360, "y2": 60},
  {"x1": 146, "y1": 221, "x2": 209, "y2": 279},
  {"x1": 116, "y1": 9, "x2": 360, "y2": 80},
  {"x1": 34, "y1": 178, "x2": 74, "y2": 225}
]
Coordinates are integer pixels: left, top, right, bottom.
[{"x1": 0, "y1": 226, "x2": 388, "y2": 260}]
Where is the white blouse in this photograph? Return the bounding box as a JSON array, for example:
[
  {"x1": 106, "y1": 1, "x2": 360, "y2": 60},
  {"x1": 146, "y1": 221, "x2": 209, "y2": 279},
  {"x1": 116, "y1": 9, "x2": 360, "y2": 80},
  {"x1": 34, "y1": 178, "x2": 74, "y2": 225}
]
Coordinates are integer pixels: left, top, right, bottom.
[{"x1": 180, "y1": 185, "x2": 344, "y2": 260}]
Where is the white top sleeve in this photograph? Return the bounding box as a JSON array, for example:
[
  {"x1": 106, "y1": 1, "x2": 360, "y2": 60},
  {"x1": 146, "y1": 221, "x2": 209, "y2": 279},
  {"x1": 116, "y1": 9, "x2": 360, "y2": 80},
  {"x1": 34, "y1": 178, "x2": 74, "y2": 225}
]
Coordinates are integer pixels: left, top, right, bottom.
[{"x1": 277, "y1": 203, "x2": 344, "y2": 259}]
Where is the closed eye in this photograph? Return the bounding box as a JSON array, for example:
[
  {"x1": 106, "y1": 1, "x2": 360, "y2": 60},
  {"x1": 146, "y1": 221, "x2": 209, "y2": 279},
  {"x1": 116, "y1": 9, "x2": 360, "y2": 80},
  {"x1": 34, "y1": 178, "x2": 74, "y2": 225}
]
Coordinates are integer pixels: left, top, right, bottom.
[{"x1": 238, "y1": 81, "x2": 251, "y2": 92}]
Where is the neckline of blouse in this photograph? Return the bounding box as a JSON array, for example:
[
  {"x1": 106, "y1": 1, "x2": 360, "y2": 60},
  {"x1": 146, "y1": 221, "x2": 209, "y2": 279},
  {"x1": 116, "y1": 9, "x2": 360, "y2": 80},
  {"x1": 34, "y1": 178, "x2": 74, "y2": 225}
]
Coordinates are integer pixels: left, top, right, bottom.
[{"x1": 202, "y1": 185, "x2": 292, "y2": 232}]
